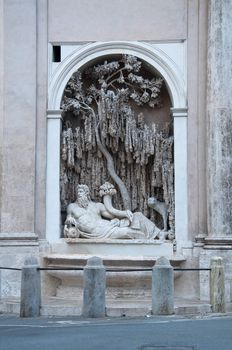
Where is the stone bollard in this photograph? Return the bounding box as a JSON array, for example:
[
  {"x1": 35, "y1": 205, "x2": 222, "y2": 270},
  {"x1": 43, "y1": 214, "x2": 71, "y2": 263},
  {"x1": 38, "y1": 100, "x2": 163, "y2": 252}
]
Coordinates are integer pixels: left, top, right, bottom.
[
  {"x1": 210, "y1": 257, "x2": 225, "y2": 313},
  {"x1": 152, "y1": 257, "x2": 174, "y2": 315},
  {"x1": 82, "y1": 256, "x2": 106, "y2": 318},
  {"x1": 20, "y1": 256, "x2": 41, "y2": 317}
]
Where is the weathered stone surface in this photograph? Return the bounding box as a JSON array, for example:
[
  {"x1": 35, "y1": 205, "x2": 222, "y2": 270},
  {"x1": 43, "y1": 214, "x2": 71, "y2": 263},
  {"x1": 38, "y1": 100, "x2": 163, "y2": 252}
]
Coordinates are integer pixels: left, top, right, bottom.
[
  {"x1": 20, "y1": 256, "x2": 41, "y2": 317},
  {"x1": 207, "y1": 0, "x2": 232, "y2": 236},
  {"x1": 152, "y1": 256, "x2": 174, "y2": 315},
  {"x1": 1, "y1": 0, "x2": 37, "y2": 233},
  {"x1": 199, "y1": 249, "x2": 232, "y2": 307},
  {"x1": 0, "y1": 240, "x2": 40, "y2": 299},
  {"x1": 210, "y1": 257, "x2": 225, "y2": 313},
  {"x1": 82, "y1": 256, "x2": 106, "y2": 318}
]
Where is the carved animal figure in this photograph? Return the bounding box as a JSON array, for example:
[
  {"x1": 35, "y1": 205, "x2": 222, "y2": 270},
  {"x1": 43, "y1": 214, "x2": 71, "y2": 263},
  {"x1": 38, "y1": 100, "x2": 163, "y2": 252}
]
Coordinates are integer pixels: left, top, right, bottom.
[{"x1": 147, "y1": 197, "x2": 168, "y2": 231}]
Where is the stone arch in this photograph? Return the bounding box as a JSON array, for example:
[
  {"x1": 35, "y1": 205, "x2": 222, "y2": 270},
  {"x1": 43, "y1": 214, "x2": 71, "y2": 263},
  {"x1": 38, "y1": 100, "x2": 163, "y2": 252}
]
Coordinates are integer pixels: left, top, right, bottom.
[
  {"x1": 48, "y1": 41, "x2": 186, "y2": 110},
  {"x1": 46, "y1": 41, "x2": 188, "y2": 249}
]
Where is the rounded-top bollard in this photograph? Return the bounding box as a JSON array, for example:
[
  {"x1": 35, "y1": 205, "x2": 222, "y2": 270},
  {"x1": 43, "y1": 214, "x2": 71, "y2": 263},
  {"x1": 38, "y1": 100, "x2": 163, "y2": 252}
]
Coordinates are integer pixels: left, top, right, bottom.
[
  {"x1": 210, "y1": 257, "x2": 225, "y2": 313},
  {"x1": 82, "y1": 256, "x2": 106, "y2": 318},
  {"x1": 20, "y1": 256, "x2": 41, "y2": 317},
  {"x1": 152, "y1": 256, "x2": 174, "y2": 315}
]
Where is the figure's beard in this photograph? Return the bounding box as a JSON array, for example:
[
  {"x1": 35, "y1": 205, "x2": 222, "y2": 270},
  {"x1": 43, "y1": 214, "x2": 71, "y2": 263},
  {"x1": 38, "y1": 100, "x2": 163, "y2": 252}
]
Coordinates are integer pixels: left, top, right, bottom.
[{"x1": 77, "y1": 195, "x2": 89, "y2": 209}]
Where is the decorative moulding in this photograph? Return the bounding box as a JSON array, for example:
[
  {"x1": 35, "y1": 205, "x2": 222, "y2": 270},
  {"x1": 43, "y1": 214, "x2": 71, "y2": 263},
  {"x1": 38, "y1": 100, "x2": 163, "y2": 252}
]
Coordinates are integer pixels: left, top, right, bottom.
[
  {"x1": 0, "y1": 233, "x2": 39, "y2": 247},
  {"x1": 0, "y1": 233, "x2": 38, "y2": 240}
]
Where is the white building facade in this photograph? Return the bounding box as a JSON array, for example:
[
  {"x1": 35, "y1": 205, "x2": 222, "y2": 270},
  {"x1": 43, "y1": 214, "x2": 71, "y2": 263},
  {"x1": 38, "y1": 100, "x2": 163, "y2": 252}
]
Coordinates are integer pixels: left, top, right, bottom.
[{"x1": 0, "y1": 0, "x2": 231, "y2": 313}]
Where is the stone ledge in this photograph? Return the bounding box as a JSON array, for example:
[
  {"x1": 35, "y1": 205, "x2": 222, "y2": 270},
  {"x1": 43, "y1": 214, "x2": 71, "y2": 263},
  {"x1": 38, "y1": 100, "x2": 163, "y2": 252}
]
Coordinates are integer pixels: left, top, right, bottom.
[
  {"x1": 0, "y1": 232, "x2": 38, "y2": 240},
  {"x1": 44, "y1": 253, "x2": 185, "y2": 266},
  {"x1": 51, "y1": 238, "x2": 176, "y2": 257},
  {"x1": 204, "y1": 237, "x2": 232, "y2": 250},
  {"x1": 0, "y1": 233, "x2": 39, "y2": 247},
  {"x1": 64, "y1": 238, "x2": 168, "y2": 244}
]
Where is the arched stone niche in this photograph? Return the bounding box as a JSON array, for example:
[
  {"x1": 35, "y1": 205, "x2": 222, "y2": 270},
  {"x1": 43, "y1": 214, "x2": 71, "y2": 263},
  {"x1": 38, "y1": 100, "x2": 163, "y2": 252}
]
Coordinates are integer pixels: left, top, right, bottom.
[{"x1": 46, "y1": 41, "x2": 187, "y2": 253}]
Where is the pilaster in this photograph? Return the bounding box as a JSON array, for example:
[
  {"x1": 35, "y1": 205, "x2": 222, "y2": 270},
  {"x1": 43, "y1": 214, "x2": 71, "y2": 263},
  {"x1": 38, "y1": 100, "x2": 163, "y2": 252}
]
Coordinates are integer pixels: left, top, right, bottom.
[
  {"x1": 46, "y1": 110, "x2": 62, "y2": 243},
  {"x1": 206, "y1": 0, "x2": 232, "y2": 242},
  {"x1": 171, "y1": 107, "x2": 189, "y2": 250}
]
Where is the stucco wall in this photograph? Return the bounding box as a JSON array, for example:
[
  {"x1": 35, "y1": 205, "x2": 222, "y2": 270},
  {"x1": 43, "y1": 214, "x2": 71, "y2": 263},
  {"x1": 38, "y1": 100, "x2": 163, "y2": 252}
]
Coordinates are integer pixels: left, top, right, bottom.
[
  {"x1": 0, "y1": 0, "x2": 37, "y2": 233},
  {"x1": 48, "y1": 0, "x2": 187, "y2": 42}
]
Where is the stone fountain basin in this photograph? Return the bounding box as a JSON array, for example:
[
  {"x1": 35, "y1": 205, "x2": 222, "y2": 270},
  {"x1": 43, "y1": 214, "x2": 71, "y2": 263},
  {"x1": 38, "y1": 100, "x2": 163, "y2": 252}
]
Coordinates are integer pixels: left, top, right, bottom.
[{"x1": 43, "y1": 239, "x2": 185, "y2": 299}]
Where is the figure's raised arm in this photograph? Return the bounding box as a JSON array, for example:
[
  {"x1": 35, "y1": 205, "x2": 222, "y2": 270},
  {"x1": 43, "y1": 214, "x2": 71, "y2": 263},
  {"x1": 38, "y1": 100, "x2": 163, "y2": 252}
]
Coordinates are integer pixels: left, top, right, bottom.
[
  {"x1": 99, "y1": 182, "x2": 133, "y2": 222},
  {"x1": 97, "y1": 202, "x2": 115, "y2": 220}
]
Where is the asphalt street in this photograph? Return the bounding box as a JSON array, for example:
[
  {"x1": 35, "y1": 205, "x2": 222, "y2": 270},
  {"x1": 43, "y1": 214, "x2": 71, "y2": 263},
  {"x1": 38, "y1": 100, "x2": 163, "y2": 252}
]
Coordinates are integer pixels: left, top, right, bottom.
[{"x1": 0, "y1": 314, "x2": 232, "y2": 350}]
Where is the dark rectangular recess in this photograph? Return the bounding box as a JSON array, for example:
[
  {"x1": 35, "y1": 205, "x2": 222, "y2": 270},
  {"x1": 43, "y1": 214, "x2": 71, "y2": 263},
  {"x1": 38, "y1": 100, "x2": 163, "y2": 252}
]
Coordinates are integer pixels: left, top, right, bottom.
[{"x1": 53, "y1": 45, "x2": 61, "y2": 62}]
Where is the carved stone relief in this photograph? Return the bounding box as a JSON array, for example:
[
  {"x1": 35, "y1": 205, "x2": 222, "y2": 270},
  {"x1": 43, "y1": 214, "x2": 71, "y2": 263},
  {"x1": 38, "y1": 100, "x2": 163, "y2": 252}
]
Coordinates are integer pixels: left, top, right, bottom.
[{"x1": 60, "y1": 55, "x2": 175, "y2": 238}]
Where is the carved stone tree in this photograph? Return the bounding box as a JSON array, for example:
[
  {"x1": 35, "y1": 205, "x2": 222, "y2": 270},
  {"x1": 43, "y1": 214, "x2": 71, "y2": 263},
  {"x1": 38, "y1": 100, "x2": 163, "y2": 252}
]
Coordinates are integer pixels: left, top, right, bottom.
[{"x1": 60, "y1": 55, "x2": 174, "y2": 231}]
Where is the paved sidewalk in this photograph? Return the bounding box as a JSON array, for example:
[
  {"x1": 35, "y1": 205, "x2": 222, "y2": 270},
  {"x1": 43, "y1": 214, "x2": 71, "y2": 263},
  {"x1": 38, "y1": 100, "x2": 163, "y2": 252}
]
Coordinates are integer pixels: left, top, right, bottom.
[{"x1": 0, "y1": 314, "x2": 232, "y2": 350}]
